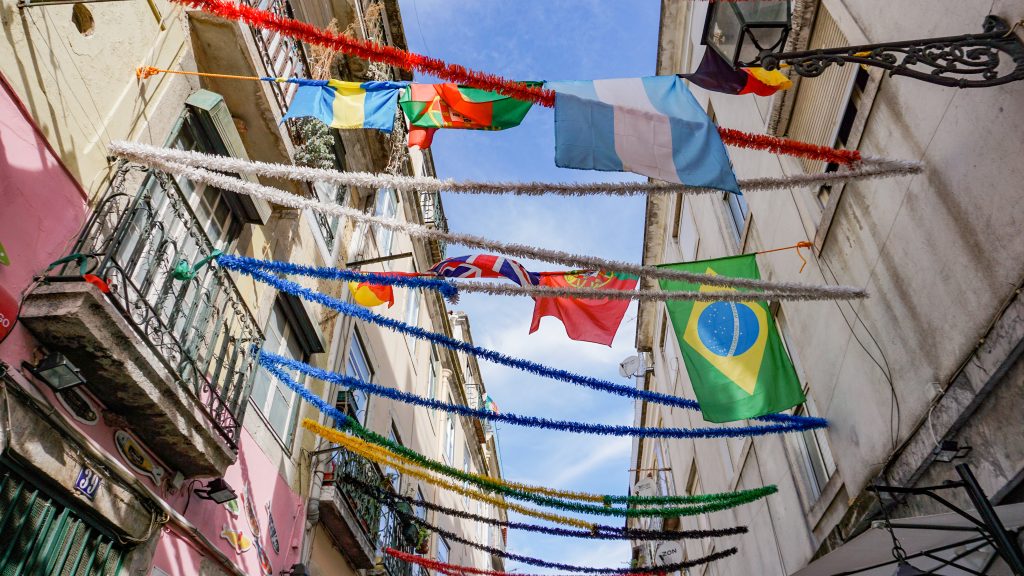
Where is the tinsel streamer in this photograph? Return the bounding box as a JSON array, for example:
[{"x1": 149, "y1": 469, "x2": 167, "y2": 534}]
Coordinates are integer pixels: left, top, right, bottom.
[
  {"x1": 114, "y1": 147, "x2": 866, "y2": 300},
  {"x1": 341, "y1": 417, "x2": 772, "y2": 507},
  {"x1": 385, "y1": 548, "x2": 735, "y2": 576},
  {"x1": 375, "y1": 495, "x2": 737, "y2": 574},
  {"x1": 302, "y1": 422, "x2": 596, "y2": 529},
  {"x1": 143, "y1": 0, "x2": 864, "y2": 167},
  {"x1": 110, "y1": 141, "x2": 923, "y2": 198},
  {"x1": 168, "y1": 0, "x2": 555, "y2": 106},
  {"x1": 261, "y1": 350, "x2": 825, "y2": 440},
  {"x1": 222, "y1": 253, "x2": 852, "y2": 304},
  {"x1": 306, "y1": 419, "x2": 777, "y2": 517},
  {"x1": 340, "y1": 473, "x2": 749, "y2": 541},
  {"x1": 717, "y1": 127, "x2": 862, "y2": 165},
  {"x1": 247, "y1": 267, "x2": 826, "y2": 431},
  {"x1": 218, "y1": 254, "x2": 461, "y2": 302}
]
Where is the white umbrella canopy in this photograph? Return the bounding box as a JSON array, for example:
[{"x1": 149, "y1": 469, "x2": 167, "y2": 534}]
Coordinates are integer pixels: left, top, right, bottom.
[{"x1": 791, "y1": 503, "x2": 1024, "y2": 576}]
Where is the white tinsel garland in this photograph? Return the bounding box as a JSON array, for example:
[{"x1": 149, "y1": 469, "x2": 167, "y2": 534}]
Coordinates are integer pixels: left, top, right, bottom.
[
  {"x1": 115, "y1": 149, "x2": 866, "y2": 300},
  {"x1": 109, "y1": 141, "x2": 922, "y2": 198}
]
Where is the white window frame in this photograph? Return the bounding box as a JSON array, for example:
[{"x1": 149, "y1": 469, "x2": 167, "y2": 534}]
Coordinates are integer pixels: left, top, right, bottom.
[
  {"x1": 249, "y1": 301, "x2": 306, "y2": 448},
  {"x1": 374, "y1": 188, "x2": 398, "y2": 257}
]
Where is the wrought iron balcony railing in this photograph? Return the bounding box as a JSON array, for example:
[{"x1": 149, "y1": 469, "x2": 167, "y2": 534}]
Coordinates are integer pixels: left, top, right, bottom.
[
  {"x1": 329, "y1": 449, "x2": 387, "y2": 543},
  {"x1": 44, "y1": 164, "x2": 263, "y2": 450}
]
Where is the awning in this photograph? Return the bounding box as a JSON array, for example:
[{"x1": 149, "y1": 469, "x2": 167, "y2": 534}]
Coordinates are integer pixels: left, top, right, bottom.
[{"x1": 791, "y1": 503, "x2": 1024, "y2": 576}]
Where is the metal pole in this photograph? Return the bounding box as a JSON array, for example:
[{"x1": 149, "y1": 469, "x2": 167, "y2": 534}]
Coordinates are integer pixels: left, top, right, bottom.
[{"x1": 955, "y1": 463, "x2": 1024, "y2": 575}]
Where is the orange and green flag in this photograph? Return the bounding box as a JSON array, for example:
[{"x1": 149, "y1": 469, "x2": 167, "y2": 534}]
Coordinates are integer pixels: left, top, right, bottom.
[
  {"x1": 399, "y1": 83, "x2": 538, "y2": 149},
  {"x1": 660, "y1": 254, "x2": 804, "y2": 423}
]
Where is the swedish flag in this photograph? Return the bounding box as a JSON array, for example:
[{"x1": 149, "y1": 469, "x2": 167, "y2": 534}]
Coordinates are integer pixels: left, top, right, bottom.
[{"x1": 660, "y1": 255, "x2": 804, "y2": 423}]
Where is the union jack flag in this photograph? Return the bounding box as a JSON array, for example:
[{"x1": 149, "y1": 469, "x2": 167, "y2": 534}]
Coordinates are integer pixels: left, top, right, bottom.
[{"x1": 429, "y1": 254, "x2": 539, "y2": 286}]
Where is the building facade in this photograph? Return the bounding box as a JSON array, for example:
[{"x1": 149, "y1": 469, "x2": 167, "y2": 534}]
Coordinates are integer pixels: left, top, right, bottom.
[
  {"x1": 631, "y1": 1, "x2": 1024, "y2": 574},
  {"x1": 0, "y1": 0, "x2": 504, "y2": 574}
]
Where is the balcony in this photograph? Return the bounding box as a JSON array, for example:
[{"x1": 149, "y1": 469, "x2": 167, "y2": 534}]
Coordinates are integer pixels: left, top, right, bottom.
[
  {"x1": 20, "y1": 165, "x2": 263, "y2": 477},
  {"x1": 319, "y1": 449, "x2": 387, "y2": 569},
  {"x1": 319, "y1": 448, "x2": 421, "y2": 573}
]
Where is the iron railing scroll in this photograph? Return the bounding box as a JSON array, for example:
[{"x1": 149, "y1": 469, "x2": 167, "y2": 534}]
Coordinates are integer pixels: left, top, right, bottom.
[{"x1": 44, "y1": 163, "x2": 264, "y2": 450}]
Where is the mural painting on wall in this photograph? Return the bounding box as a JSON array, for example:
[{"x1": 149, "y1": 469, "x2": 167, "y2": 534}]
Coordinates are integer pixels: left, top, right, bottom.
[
  {"x1": 220, "y1": 525, "x2": 253, "y2": 554},
  {"x1": 114, "y1": 429, "x2": 165, "y2": 487},
  {"x1": 265, "y1": 502, "x2": 280, "y2": 554},
  {"x1": 243, "y1": 482, "x2": 274, "y2": 575},
  {"x1": 224, "y1": 498, "x2": 241, "y2": 518},
  {"x1": 55, "y1": 388, "x2": 100, "y2": 425}
]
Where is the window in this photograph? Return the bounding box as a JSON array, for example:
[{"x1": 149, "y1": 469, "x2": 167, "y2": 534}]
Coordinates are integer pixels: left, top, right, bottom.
[
  {"x1": 793, "y1": 399, "x2": 837, "y2": 501},
  {"x1": 686, "y1": 464, "x2": 712, "y2": 551},
  {"x1": 427, "y1": 345, "x2": 439, "y2": 400},
  {"x1": 777, "y1": 313, "x2": 837, "y2": 502},
  {"x1": 444, "y1": 408, "x2": 456, "y2": 464},
  {"x1": 341, "y1": 332, "x2": 373, "y2": 425},
  {"x1": 672, "y1": 196, "x2": 700, "y2": 261},
  {"x1": 724, "y1": 192, "x2": 749, "y2": 246},
  {"x1": 815, "y1": 66, "x2": 871, "y2": 209},
  {"x1": 437, "y1": 536, "x2": 450, "y2": 565},
  {"x1": 168, "y1": 113, "x2": 241, "y2": 248},
  {"x1": 374, "y1": 188, "x2": 398, "y2": 255},
  {"x1": 404, "y1": 288, "x2": 421, "y2": 352},
  {"x1": 654, "y1": 438, "x2": 673, "y2": 497},
  {"x1": 463, "y1": 450, "x2": 471, "y2": 507},
  {"x1": 250, "y1": 301, "x2": 306, "y2": 445}
]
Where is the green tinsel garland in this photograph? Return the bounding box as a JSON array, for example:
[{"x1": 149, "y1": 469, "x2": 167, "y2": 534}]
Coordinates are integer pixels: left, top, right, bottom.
[{"x1": 342, "y1": 419, "x2": 777, "y2": 517}]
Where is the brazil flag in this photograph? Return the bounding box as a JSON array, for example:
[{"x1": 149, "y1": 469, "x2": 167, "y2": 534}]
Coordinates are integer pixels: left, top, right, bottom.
[{"x1": 660, "y1": 254, "x2": 804, "y2": 423}]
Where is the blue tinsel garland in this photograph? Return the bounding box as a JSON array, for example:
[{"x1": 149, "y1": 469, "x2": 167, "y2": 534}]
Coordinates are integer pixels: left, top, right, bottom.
[
  {"x1": 261, "y1": 350, "x2": 822, "y2": 438},
  {"x1": 234, "y1": 261, "x2": 826, "y2": 430},
  {"x1": 218, "y1": 254, "x2": 461, "y2": 302}
]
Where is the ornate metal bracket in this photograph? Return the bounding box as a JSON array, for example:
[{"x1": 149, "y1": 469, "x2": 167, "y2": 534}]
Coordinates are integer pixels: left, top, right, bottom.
[{"x1": 751, "y1": 16, "x2": 1024, "y2": 88}]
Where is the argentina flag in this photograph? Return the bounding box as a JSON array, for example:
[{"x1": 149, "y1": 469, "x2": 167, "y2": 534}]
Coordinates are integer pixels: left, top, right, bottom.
[{"x1": 547, "y1": 76, "x2": 740, "y2": 194}]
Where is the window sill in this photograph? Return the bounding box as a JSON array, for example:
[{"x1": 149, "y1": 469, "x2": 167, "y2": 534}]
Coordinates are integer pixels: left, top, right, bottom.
[{"x1": 806, "y1": 473, "x2": 844, "y2": 530}]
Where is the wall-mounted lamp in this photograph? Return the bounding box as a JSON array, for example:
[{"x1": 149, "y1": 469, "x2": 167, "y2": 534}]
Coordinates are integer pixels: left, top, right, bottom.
[
  {"x1": 193, "y1": 478, "x2": 238, "y2": 504},
  {"x1": 932, "y1": 440, "x2": 972, "y2": 463},
  {"x1": 26, "y1": 352, "x2": 86, "y2": 391}
]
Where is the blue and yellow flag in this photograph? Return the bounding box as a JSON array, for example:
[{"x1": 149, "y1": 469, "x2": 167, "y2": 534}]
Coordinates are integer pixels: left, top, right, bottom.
[
  {"x1": 660, "y1": 254, "x2": 804, "y2": 423},
  {"x1": 282, "y1": 79, "x2": 407, "y2": 131}
]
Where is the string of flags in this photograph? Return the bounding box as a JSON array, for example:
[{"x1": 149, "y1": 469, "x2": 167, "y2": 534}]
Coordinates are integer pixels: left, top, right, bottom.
[{"x1": 120, "y1": 2, "x2": 927, "y2": 569}]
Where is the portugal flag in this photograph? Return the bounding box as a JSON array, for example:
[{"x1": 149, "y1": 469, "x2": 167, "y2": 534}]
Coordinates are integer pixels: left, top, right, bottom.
[
  {"x1": 659, "y1": 255, "x2": 804, "y2": 423},
  {"x1": 399, "y1": 83, "x2": 537, "y2": 149},
  {"x1": 529, "y1": 271, "x2": 638, "y2": 346}
]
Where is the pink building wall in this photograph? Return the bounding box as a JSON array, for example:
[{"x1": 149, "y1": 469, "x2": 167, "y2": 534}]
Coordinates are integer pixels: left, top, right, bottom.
[
  {"x1": 0, "y1": 72, "x2": 306, "y2": 576},
  {"x1": 0, "y1": 73, "x2": 88, "y2": 365}
]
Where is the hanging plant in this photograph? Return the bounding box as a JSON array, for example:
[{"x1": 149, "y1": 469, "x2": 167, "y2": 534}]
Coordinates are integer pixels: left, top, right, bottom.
[{"x1": 415, "y1": 527, "x2": 430, "y2": 555}]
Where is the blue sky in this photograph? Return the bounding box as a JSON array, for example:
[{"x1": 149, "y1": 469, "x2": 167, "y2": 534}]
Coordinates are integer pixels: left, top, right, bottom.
[{"x1": 395, "y1": 0, "x2": 661, "y2": 572}]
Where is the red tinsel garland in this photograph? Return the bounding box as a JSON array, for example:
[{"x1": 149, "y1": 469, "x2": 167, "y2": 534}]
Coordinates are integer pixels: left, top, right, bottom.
[
  {"x1": 172, "y1": 0, "x2": 860, "y2": 166},
  {"x1": 385, "y1": 548, "x2": 662, "y2": 576},
  {"x1": 171, "y1": 0, "x2": 555, "y2": 107},
  {"x1": 717, "y1": 127, "x2": 862, "y2": 165}
]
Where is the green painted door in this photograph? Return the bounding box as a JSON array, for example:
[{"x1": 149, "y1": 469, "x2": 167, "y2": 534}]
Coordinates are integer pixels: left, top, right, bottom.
[{"x1": 0, "y1": 466, "x2": 127, "y2": 576}]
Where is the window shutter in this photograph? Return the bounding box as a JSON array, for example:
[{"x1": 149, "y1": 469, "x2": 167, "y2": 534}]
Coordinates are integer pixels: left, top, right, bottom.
[
  {"x1": 185, "y1": 90, "x2": 273, "y2": 225},
  {"x1": 784, "y1": 6, "x2": 856, "y2": 174}
]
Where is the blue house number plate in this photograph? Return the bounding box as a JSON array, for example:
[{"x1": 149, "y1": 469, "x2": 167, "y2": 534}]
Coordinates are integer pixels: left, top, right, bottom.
[{"x1": 75, "y1": 466, "x2": 101, "y2": 501}]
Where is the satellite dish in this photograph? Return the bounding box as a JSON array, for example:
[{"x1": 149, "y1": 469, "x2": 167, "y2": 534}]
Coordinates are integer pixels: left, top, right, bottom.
[
  {"x1": 653, "y1": 541, "x2": 683, "y2": 567},
  {"x1": 632, "y1": 476, "x2": 656, "y2": 498},
  {"x1": 619, "y1": 355, "x2": 641, "y2": 378}
]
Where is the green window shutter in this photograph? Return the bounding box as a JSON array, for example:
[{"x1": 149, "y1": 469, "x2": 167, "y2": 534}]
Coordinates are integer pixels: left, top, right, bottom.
[{"x1": 0, "y1": 467, "x2": 127, "y2": 576}]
